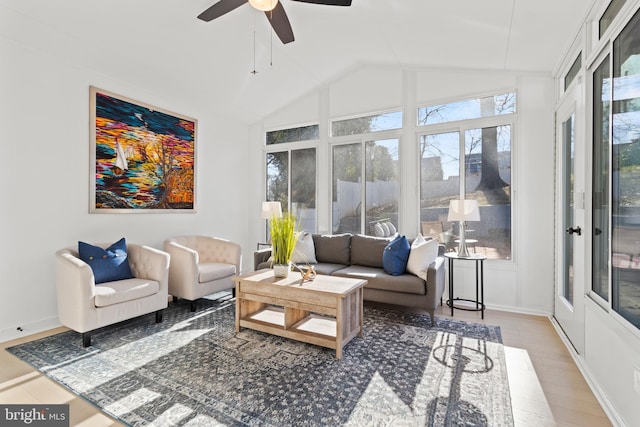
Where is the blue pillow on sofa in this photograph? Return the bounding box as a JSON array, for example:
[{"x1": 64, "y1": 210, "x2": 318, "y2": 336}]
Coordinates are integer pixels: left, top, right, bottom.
[
  {"x1": 78, "y1": 237, "x2": 134, "y2": 284},
  {"x1": 382, "y1": 234, "x2": 411, "y2": 276}
]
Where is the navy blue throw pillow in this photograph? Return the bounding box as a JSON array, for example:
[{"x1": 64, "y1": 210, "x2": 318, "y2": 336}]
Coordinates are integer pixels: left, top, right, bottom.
[
  {"x1": 78, "y1": 237, "x2": 134, "y2": 284},
  {"x1": 382, "y1": 234, "x2": 411, "y2": 276}
]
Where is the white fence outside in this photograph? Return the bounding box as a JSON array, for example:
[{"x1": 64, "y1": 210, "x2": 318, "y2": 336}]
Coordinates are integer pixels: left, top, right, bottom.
[{"x1": 332, "y1": 179, "x2": 399, "y2": 231}]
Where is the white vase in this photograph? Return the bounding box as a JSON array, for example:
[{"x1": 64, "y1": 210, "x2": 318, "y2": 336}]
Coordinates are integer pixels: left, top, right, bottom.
[{"x1": 273, "y1": 263, "x2": 291, "y2": 278}]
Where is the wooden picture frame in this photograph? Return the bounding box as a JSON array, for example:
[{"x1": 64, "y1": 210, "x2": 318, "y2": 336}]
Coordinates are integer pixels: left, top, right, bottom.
[{"x1": 89, "y1": 86, "x2": 197, "y2": 213}]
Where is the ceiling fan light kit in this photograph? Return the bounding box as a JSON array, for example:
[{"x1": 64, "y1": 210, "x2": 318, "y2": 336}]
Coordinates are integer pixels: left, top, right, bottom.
[{"x1": 248, "y1": 0, "x2": 278, "y2": 12}]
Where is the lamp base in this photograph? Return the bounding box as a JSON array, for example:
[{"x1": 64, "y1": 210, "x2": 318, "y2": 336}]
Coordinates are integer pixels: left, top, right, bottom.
[{"x1": 456, "y1": 221, "x2": 471, "y2": 258}]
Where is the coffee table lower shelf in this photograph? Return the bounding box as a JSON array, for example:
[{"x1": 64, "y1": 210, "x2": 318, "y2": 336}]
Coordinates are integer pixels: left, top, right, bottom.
[{"x1": 239, "y1": 306, "x2": 350, "y2": 354}]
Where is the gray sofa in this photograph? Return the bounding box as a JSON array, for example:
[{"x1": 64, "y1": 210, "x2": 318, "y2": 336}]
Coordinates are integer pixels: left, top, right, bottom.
[{"x1": 254, "y1": 233, "x2": 446, "y2": 325}]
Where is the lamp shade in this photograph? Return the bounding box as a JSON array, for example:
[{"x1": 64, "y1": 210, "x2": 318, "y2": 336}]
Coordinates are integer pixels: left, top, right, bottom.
[
  {"x1": 447, "y1": 199, "x2": 480, "y2": 222},
  {"x1": 248, "y1": 0, "x2": 278, "y2": 11},
  {"x1": 261, "y1": 201, "x2": 282, "y2": 219}
]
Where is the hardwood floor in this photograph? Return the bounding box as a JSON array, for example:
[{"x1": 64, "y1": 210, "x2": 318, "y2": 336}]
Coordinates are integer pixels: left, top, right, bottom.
[
  {"x1": 432, "y1": 305, "x2": 612, "y2": 427},
  {"x1": 0, "y1": 304, "x2": 612, "y2": 427}
]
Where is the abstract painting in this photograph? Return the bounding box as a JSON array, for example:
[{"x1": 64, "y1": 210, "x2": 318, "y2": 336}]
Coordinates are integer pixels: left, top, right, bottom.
[{"x1": 90, "y1": 86, "x2": 197, "y2": 212}]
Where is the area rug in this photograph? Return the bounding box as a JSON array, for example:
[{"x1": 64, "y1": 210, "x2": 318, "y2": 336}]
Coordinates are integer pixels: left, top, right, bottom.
[{"x1": 7, "y1": 296, "x2": 513, "y2": 426}]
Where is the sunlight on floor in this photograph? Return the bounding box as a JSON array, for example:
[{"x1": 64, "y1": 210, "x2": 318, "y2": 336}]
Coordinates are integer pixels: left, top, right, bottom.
[{"x1": 504, "y1": 346, "x2": 556, "y2": 427}]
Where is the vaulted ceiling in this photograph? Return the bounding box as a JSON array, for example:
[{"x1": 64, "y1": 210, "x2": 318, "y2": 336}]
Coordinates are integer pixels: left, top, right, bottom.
[{"x1": 1, "y1": 0, "x2": 596, "y2": 123}]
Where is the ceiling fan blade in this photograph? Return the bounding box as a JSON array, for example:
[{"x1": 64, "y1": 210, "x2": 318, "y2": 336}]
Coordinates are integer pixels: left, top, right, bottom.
[
  {"x1": 291, "y1": 0, "x2": 352, "y2": 5},
  {"x1": 198, "y1": 0, "x2": 247, "y2": 22},
  {"x1": 265, "y1": 2, "x2": 295, "y2": 44}
]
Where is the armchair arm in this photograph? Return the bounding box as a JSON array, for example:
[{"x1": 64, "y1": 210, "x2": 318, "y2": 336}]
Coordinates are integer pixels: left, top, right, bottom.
[
  {"x1": 163, "y1": 240, "x2": 199, "y2": 291},
  {"x1": 55, "y1": 248, "x2": 97, "y2": 332}
]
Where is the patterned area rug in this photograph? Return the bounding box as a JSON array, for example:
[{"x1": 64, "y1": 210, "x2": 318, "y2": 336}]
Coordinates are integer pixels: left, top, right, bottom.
[{"x1": 7, "y1": 296, "x2": 513, "y2": 426}]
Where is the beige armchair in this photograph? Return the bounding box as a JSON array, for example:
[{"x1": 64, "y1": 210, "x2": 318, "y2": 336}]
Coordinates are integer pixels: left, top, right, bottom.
[
  {"x1": 55, "y1": 243, "x2": 170, "y2": 347},
  {"x1": 164, "y1": 236, "x2": 242, "y2": 311}
]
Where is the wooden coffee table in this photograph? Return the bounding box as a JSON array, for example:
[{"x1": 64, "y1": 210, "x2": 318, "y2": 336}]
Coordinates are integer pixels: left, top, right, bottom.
[{"x1": 233, "y1": 269, "x2": 367, "y2": 359}]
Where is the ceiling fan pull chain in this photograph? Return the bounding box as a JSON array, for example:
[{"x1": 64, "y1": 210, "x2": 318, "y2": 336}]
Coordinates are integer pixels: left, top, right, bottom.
[{"x1": 251, "y1": 11, "x2": 258, "y2": 74}]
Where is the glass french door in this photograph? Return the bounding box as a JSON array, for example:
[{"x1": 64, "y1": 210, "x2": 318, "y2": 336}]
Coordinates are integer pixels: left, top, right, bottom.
[{"x1": 555, "y1": 84, "x2": 586, "y2": 354}]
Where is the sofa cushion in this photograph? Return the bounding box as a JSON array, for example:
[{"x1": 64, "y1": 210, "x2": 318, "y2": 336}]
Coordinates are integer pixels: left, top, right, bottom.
[
  {"x1": 406, "y1": 234, "x2": 439, "y2": 281},
  {"x1": 78, "y1": 238, "x2": 134, "y2": 284},
  {"x1": 382, "y1": 235, "x2": 410, "y2": 275},
  {"x1": 291, "y1": 232, "x2": 317, "y2": 264},
  {"x1": 350, "y1": 234, "x2": 390, "y2": 268},
  {"x1": 198, "y1": 262, "x2": 237, "y2": 283},
  {"x1": 313, "y1": 234, "x2": 351, "y2": 265},
  {"x1": 332, "y1": 265, "x2": 427, "y2": 295},
  {"x1": 94, "y1": 277, "x2": 159, "y2": 307},
  {"x1": 312, "y1": 263, "x2": 350, "y2": 276}
]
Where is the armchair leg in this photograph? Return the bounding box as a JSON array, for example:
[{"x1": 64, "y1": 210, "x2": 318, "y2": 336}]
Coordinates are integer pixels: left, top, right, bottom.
[
  {"x1": 231, "y1": 287, "x2": 236, "y2": 298},
  {"x1": 156, "y1": 310, "x2": 163, "y2": 323},
  {"x1": 172, "y1": 296, "x2": 179, "y2": 303},
  {"x1": 190, "y1": 301, "x2": 196, "y2": 312},
  {"x1": 82, "y1": 332, "x2": 91, "y2": 348}
]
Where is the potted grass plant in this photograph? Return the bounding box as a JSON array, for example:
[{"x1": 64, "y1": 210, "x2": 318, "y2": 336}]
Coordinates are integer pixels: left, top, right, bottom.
[{"x1": 270, "y1": 212, "x2": 298, "y2": 278}]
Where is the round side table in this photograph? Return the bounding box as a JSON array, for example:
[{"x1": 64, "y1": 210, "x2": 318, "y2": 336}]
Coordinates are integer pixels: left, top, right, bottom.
[{"x1": 444, "y1": 253, "x2": 487, "y2": 319}]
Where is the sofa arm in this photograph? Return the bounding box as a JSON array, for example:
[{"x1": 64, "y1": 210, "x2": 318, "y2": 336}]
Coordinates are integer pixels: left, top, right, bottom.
[
  {"x1": 254, "y1": 248, "x2": 272, "y2": 270},
  {"x1": 425, "y1": 255, "x2": 446, "y2": 308}
]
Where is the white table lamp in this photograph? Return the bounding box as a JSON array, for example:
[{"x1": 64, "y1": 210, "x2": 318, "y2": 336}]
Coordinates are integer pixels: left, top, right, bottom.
[
  {"x1": 261, "y1": 201, "x2": 282, "y2": 243},
  {"x1": 448, "y1": 199, "x2": 480, "y2": 257},
  {"x1": 261, "y1": 201, "x2": 282, "y2": 220}
]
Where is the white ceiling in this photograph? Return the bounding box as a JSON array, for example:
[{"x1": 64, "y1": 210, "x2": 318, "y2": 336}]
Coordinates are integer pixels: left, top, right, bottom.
[{"x1": 1, "y1": 0, "x2": 596, "y2": 124}]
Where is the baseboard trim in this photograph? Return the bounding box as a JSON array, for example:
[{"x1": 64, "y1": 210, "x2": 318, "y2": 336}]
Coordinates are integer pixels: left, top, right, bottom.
[
  {"x1": 0, "y1": 317, "x2": 61, "y2": 344},
  {"x1": 486, "y1": 303, "x2": 551, "y2": 317},
  {"x1": 549, "y1": 316, "x2": 626, "y2": 427}
]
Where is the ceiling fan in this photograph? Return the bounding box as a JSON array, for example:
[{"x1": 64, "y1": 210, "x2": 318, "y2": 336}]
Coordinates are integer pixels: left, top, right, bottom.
[{"x1": 197, "y1": 0, "x2": 352, "y2": 44}]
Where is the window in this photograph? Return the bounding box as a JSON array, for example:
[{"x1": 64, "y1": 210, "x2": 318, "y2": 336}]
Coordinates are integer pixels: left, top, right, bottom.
[
  {"x1": 599, "y1": 0, "x2": 627, "y2": 39},
  {"x1": 265, "y1": 126, "x2": 317, "y2": 234},
  {"x1": 266, "y1": 148, "x2": 316, "y2": 233},
  {"x1": 331, "y1": 111, "x2": 402, "y2": 137},
  {"x1": 332, "y1": 139, "x2": 399, "y2": 235},
  {"x1": 418, "y1": 93, "x2": 515, "y2": 260},
  {"x1": 611, "y1": 8, "x2": 640, "y2": 328},
  {"x1": 266, "y1": 124, "x2": 319, "y2": 145},
  {"x1": 564, "y1": 53, "x2": 582, "y2": 91},
  {"x1": 418, "y1": 93, "x2": 515, "y2": 126},
  {"x1": 592, "y1": 55, "x2": 611, "y2": 302}
]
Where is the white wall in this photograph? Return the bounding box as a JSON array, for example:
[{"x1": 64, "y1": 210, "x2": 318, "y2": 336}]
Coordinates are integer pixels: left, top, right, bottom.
[
  {"x1": 0, "y1": 29, "x2": 253, "y2": 342},
  {"x1": 254, "y1": 64, "x2": 556, "y2": 316},
  {"x1": 584, "y1": 299, "x2": 640, "y2": 426}
]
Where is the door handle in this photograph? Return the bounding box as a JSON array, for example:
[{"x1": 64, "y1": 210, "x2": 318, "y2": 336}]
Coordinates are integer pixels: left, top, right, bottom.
[{"x1": 566, "y1": 226, "x2": 582, "y2": 236}]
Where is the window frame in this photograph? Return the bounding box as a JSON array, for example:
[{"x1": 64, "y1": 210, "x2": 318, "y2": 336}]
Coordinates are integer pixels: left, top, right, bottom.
[
  {"x1": 416, "y1": 92, "x2": 517, "y2": 263},
  {"x1": 264, "y1": 130, "x2": 319, "y2": 234},
  {"x1": 329, "y1": 125, "x2": 403, "y2": 235},
  {"x1": 330, "y1": 108, "x2": 403, "y2": 138}
]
